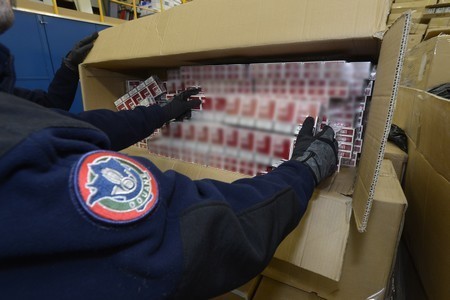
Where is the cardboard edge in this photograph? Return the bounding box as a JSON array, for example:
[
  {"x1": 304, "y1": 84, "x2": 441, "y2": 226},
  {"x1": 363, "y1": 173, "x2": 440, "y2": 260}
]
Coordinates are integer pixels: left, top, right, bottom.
[{"x1": 358, "y1": 13, "x2": 412, "y2": 232}]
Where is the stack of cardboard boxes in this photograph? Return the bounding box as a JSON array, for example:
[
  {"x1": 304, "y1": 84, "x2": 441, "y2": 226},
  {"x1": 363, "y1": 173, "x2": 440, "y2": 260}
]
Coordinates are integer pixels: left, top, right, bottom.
[
  {"x1": 79, "y1": 0, "x2": 423, "y2": 298},
  {"x1": 392, "y1": 87, "x2": 449, "y2": 300},
  {"x1": 389, "y1": 1, "x2": 450, "y2": 299},
  {"x1": 388, "y1": 0, "x2": 450, "y2": 51}
]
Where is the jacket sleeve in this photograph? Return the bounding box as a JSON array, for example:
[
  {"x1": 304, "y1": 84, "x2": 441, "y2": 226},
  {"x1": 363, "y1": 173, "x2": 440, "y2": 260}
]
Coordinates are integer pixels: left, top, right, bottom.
[
  {"x1": 153, "y1": 159, "x2": 315, "y2": 299},
  {"x1": 13, "y1": 63, "x2": 78, "y2": 111},
  {"x1": 56, "y1": 104, "x2": 168, "y2": 151}
]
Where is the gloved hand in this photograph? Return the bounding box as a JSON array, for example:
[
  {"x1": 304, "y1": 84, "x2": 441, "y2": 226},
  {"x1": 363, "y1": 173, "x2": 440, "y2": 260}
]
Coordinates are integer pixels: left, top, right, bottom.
[
  {"x1": 64, "y1": 32, "x2": 99, "y2": 72},
  {"x1": 291, "y1": 116, "x2": 338, "y2": 185},
  {"x1": 161, "y1": 87, "x2": 202, "y2": 122}
]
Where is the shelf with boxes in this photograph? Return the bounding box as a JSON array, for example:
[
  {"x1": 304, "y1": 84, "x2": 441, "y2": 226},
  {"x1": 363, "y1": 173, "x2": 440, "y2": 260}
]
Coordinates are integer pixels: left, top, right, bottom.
[
  {"x1": 15, "y1": 0, "x2": 188, "y2": 25},
  {"x1": 108, "y1": 0, "x2": 185, "y2": 20}
]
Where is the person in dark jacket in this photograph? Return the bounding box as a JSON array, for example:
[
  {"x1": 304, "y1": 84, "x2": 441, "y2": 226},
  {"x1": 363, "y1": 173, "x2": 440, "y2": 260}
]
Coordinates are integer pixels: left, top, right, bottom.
[
  {"x1": 0, "y1": 93, "x2": 338, "y2": 299},
  {"x1": 0, "y1": 1, "x2": 339, "y2": 298},
  {"x1": 0, "y1": 0, "x2": 200, "y2": 151}
]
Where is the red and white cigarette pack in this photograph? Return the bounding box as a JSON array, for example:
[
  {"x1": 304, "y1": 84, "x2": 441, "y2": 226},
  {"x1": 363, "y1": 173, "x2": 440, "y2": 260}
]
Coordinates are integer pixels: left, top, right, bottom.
[
  {"x1": 274, "y1": 99, "x2": 296, "y2": 134},
  {"x1": 224, "y1": 96, "x2": 241, "y2": 125},
  {"x1": 239, "y1": 96, "x2": 258, "y2": 127},
  {"x1": 271, "y1": 134, "x2": 295, "y2": 162},
  {"x1": 255, "y1": 97, "x2": 276, "y2": 130},
  {"x1": 114, "y1": 75, "x2": 166, "y2": 111}
]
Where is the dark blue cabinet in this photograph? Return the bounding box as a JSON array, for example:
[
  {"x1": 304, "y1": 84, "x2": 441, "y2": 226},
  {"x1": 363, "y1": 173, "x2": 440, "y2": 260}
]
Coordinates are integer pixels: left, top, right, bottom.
[
  {"x1": 0, "y1": 11, "x2": 53, "y2": 90},
  {"x1": 0, "y1": 10, "x2": 110, "y2": 113}
]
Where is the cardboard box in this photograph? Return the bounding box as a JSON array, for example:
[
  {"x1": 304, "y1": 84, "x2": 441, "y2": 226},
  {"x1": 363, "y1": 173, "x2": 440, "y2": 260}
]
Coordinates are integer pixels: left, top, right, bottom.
[
  {"x1": 391, "y1": 0, "x2": 437, "y2": 14},
  {"x1": 253, "y1": 277, "x2": 324, "y2": 300},
  {"x1": 406, "y1": 33, "x2": 424, "y2": 51},
  {"x1": 424, "y1": 16, "x2": 450, "y2": 39},
  {"x1": 384, "y1": 141, "x2": 408, "y2": 181},
  {"x1": 394, "y1": 0, "x2": 436, "y2": 3},
  {"x1": 213, "y1": 276, "x2": 261, "y2": 300},
  {"x1": 409, "y1": 22, "x2": 428, "y2": 35},
  {"x1": 80, "y1": 0, "x2": 410, "y2": 290},
  {"x1": 422, "y1": 2, "x2": 450, "y2": 20},
  {"x1": 392, "y1": 87, "x2": 450, "y2": 300},
  {"x1": 401, "y1": 34, "x2": 450, "y2": 90},
  {"x1": 262, "y1": 160, "x2": 408, "y2": 299},
  {"x1": 388, "y1": 9, "x2": 424, "y2": 25}
]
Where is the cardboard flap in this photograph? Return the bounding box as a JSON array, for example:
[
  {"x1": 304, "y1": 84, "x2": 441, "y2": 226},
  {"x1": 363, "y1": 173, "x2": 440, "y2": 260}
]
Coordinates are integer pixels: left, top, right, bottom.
[
  {"x1": 84, "y1": 0, "x2": 389, "y2": 69},
  {"x1": 352, "y1": 14, "x2": 411, "y2": 232},
  {"x1": 274, "y1": 190, "x2": 352, "y2": 281},
  {"x1": 394, "y1": 87, "x2": 450, "y2": 181}
]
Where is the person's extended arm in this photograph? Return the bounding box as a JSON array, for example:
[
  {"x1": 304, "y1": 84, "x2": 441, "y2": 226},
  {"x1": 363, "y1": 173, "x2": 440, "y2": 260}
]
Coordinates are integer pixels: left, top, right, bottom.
[
  {"x1": 59, "y1": 105, "x2": 167, "y2": 151},
  {"x1": 56, "y1": 87, "x2": 202, "y2": 151},
  {"x1": 13, "y1": 63, "x2": 79, "y2": 110},
  {"x1": 12, "y1": 33, "x2": 98, "y2": 110}
]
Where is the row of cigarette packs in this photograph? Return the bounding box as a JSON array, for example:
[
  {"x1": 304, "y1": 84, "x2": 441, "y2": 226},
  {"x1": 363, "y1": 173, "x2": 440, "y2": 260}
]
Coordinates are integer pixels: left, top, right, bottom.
[
  {"x1": 114, "y1": 61, "x2": 376, "y2": 173},
  {"x1": 148, "y1": 121, "x2": 296, "y2": 176},
  {"x1": 166, "y1": 78, "x2": 373, "y2": 98},
  {"x1": 168, "y1": 61, "x2": 376, "y2": 81},
  {"x1": 113, "y1": 76, "x2": 166, "y2": 111},
  {"x1": 169, "y1": 95, "x2": 322, "y2": 135}
]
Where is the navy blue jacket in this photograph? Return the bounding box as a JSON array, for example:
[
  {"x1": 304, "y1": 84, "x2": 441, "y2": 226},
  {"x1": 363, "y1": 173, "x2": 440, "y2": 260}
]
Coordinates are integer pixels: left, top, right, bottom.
[
  {"x1": 0, "y1": 43, "x2": 167, "y2": 151},
  {"x1": 0, "y1": 93, "x2": 315, "y2": 299}
]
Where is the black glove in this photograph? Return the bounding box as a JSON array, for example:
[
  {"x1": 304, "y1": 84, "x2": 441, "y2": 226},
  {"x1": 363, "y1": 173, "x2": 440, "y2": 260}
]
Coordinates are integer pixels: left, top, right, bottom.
[
  {"x1": 291, "y1": 116, "x2": 338, "y2": 185},
  {"x1": 161, "y1": 87, "x2": 202, "y2": 122},
  {"x1": 64, "y1": 32, "x2": 99, "y2": 72}
]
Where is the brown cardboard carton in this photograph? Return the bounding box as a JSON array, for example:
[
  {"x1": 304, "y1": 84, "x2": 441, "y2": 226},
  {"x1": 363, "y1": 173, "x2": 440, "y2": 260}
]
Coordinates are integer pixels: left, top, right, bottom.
[
  {"x1": 393, "y1": 87, "x2": 450, "y2": 300},
  {"x1": 387, "y1": 9, "x2": 424, "y2": 25},
  {"x1": 391, "y1": 0, "x2": 437, "y2": 14},
  {"x1": 384, "y1": 141, "x2": 408, "y2": 181},
  {"x1": 401, "y1": 34, "x2": 450, "y2": 90},
  {"x1": 423, "y1": 2, "x2": 450, "y2": 20},
  {"x1": 213, "y1": 276, "x2": 261, "y2": 300},
  {"x1": 406, "y1": 33, "x2": 424, "y2": 51},
  {"x1": 424, "y1": 16, "x2": 450, "y2": 39},
  {"x1": 80, "y1": 0, "x2": 409, "y2": 286},
  {"x1": 253, "y1": 277, "x2": 324, "y2": 300},
  {"x1": 262, "y1": 160, "x2": 408, "y2": 299},
  {"x1": 409, "y1": 22, "x2": 428, "y2": 35}
]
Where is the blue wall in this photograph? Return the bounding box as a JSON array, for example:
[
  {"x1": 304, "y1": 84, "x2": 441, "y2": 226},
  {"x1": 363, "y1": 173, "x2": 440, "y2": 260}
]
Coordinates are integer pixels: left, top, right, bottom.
[{"x1": 0, "y1": 10, "x2": 109, "y2": 113}]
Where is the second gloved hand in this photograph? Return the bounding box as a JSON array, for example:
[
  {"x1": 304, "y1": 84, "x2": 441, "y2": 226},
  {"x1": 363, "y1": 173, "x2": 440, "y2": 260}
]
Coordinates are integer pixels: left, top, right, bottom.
[
  {"x1": 161, "y1": 88, "x2": 202, "y2": 122},
  {"x1": 290, "y1": 117, "x2": 339, "y2": 185},
  {"x1": 64, "y1": 32, "x2": 99, "y2": 72}
]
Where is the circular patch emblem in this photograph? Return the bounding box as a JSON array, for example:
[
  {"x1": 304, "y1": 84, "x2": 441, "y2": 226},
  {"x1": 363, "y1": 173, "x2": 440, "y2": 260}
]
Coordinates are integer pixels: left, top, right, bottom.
[{"x1": 74, "y1": 151, "x2": 159, "y2": 224}]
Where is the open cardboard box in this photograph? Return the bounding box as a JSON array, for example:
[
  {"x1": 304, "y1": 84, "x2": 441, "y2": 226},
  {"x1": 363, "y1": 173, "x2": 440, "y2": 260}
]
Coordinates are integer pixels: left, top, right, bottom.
[
  {"x1": 392, "y1": 87, "x2": 449, "y2": 300},
  {"x1": 80, "y1": 0, "x2": 410, "y2": 291}
]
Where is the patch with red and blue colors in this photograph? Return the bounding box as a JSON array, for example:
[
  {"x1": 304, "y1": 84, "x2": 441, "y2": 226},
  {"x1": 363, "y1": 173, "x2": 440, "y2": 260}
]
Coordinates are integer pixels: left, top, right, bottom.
[{"x1": 73, "y1": 151, "x2": 159, "y2": 224}]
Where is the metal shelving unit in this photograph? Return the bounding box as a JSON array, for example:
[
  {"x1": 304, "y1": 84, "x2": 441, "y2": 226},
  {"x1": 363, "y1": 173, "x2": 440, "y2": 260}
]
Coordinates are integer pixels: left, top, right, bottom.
[{"x1": 16, "y1": 0, "x2": 188, "y2": 26}]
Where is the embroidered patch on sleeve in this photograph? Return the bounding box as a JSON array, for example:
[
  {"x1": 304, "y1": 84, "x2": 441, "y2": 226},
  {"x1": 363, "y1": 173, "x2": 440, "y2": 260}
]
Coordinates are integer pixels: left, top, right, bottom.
[{"x1": 73, "y1": 151, "x2": 159, "y2": 224}]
